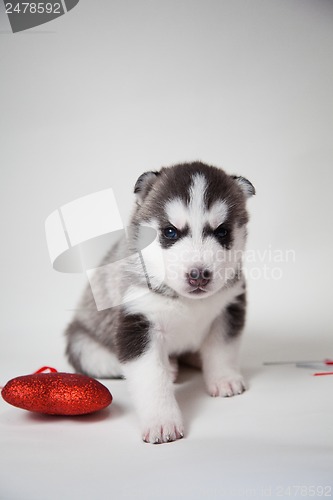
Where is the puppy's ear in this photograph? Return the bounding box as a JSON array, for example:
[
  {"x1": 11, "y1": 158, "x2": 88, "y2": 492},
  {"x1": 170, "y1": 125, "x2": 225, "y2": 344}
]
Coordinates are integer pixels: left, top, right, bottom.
[
  {"x1": 232, "y1": 175, "x2": 256, "y2": 198},
  {"x1": 134, "y1": 171, "x2": 160, "y2": 203}
]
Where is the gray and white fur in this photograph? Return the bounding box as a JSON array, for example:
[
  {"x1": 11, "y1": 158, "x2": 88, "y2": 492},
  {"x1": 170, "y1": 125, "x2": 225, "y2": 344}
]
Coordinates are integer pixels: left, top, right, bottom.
[{"x1": 65, "y1": 161, "x2": 255, "y2": 444}]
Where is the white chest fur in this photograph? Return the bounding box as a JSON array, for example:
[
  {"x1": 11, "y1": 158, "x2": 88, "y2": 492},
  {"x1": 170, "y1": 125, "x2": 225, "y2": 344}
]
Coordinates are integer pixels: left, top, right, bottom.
[{"x1": 123, "y1": 281, "x2": 243, "y2": 355}]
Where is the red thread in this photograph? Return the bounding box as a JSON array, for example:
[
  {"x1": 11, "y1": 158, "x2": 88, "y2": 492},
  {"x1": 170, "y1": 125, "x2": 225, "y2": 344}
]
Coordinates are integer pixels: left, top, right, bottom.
[
  {"x1": 313, "y1": 359, "x2": 333, "y2": 375},
  {"x1": 33, "y1": 366, "x2": 58, "y2": 374}
]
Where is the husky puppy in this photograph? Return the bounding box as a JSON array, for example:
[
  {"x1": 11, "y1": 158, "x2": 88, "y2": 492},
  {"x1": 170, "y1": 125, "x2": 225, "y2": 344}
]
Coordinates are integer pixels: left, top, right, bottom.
[{"x1": 66, "y1": 161, "x2": 255, "y2": 444}]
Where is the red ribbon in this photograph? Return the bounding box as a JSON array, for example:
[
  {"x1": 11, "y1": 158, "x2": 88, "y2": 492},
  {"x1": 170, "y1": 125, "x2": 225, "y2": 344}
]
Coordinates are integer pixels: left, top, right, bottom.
[{"x1": 33, "y1": 366, "x2": 58, "y2": 374}]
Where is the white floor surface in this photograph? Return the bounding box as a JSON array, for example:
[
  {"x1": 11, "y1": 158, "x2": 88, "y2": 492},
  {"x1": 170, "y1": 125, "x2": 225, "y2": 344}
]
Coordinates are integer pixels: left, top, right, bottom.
[{"x1": 1, "y1": 328, "x2": 332, "y2": 500}]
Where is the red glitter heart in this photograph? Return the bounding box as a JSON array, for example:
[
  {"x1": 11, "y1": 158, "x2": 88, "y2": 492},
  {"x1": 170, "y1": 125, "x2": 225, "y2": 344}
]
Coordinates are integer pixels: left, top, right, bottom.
[{"x1": 1, "y1": 372, "x2": 112, "y2": 415}]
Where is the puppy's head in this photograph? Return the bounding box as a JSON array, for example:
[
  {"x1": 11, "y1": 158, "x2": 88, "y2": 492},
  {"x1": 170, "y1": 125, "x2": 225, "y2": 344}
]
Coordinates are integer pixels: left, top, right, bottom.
[{"x1": 133, "y1": 162, "x2": 255, "y2": 299}]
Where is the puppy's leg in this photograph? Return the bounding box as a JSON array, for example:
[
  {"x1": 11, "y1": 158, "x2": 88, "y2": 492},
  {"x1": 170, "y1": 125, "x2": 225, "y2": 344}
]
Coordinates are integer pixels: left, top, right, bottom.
[
  {"x1": 168, "y1": 356, "x2": 179, "y2": 382},
  {"x1": 120, "y1": 329, "x2": 184, "y2": 444},
  {"x1": 200, "y1": 295, "x2": 246, "y2": 397}
]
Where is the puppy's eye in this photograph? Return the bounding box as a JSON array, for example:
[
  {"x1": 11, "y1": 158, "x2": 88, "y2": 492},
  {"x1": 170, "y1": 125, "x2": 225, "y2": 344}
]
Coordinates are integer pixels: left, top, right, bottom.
[
  {"x1": 163, "y1": 226, "x2": 178, "y2": 239},
  {"x1": 214, "y1": 225, "x2": 228, "y2": 239}
]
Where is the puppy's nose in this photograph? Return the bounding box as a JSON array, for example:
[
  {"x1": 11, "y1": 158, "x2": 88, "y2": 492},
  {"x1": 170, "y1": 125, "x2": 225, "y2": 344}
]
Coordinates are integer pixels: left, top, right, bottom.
[{"x1": 188, "y1": 268, "x2": 211, "y2": 288}]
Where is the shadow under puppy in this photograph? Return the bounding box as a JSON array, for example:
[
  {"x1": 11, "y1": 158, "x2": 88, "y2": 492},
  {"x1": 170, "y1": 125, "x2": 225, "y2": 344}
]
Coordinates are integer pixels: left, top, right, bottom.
[{"x1": 66, "y1": 161, "x2": 255, "y2": 444}]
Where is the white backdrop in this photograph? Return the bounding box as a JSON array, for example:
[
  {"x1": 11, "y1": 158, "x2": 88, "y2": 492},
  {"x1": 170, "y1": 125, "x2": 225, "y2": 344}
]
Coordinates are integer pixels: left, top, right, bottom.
[
  {"x1": 0, "y1": 1, "x2": 332, "y2": 498},
  {"x1": 1, "y1": 0, "x2": 332, "y2": 366}
]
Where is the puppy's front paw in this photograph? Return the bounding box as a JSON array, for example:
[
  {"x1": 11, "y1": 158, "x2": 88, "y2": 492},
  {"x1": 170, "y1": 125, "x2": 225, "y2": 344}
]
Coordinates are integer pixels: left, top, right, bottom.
[
  {"x1": 206, "y1": 373, "x2": 246, "y2": 398},
  {"x1": 142, "y1": 416, "x2": 184, "y2": 444}
]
